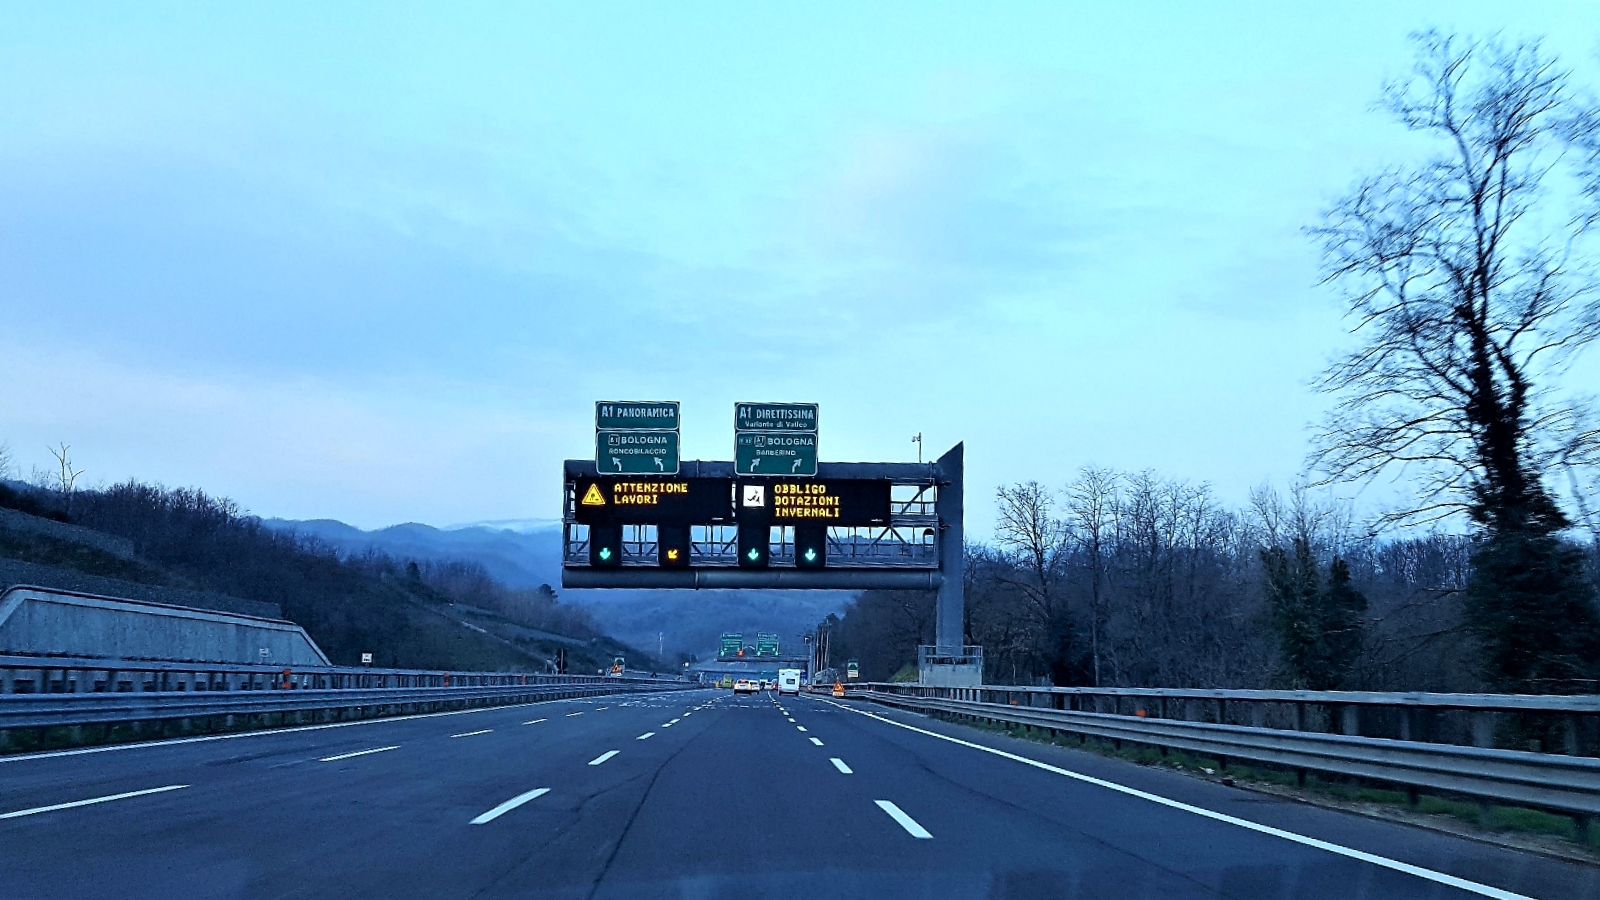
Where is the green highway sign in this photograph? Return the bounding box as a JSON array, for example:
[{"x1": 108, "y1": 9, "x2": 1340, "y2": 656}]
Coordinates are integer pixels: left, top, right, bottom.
[
  {"x1": 596, "y1": 401, "x2": 679, "y2": 431},
  {"x1": 736, "y1": 432, "x2": 817, "y2": 476},
  {"x1": 719, "y1": 633, "x2": 744, "y2": 657},
  {"x1": 597, "y1": 430, "x2": 681, "y2": 475},
  {"x1": 736, "y1": 402, "x2": 818, "y2": 433},
  {"x1": 756, "y1": 632, "x2": 779, "y2": 656}
]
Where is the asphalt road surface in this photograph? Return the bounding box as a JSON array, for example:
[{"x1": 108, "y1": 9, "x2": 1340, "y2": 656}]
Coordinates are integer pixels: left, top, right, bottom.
[{"x1": 2, "y1": 687, "x2": 1596, "y2": 899}]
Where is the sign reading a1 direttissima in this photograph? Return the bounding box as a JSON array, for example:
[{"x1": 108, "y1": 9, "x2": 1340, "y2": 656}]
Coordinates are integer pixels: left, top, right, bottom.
[
  {"x1": 735, "y1": 402, "x2": 818, "y2": 476},
  {"x1": 736, "y1": 402, "x2": 818, "y2": 432},
  {"x1": 596, "y1": 401, "x2": 681, "y2": 475}
]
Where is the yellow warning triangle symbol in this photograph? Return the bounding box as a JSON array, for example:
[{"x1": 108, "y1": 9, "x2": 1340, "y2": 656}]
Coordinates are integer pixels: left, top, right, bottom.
[{"x1": 581, "y1": 484, "x2": 607, "y2": 507}]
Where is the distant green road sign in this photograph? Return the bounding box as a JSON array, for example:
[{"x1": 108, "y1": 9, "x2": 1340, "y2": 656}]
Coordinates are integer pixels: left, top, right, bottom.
[
  {"x1": 756, "y1": 632, "x2": 779, "y2": 656},
  {"x1": 736, "y1": 402, "x2": 818, "y2": 433},
  {"x1": 736, "y1": 432, "x2": 817, "y2": 476},
  {"x1": 847, "y1": 659, "x2": 859, "y2": 679},
  {"x1": 596, "y1": 401, "x2": 679, "y2": 431},
  {"x1": 719, "y1": 633, "x2": 744, "y2": 658},
  {"x1": 597, "y1": 430, "x2": 681, "y2": 475}
]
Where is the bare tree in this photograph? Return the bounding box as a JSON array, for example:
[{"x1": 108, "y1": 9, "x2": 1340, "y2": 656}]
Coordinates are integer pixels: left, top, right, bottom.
[
  {"x1": 994, "y1": 481, "x2": 1074, "y2": 682},
  {"x1": 1064, "y1": 466, "x2": 1117, "y2": 686},
  {"x1": 1310, "y1": 33, "x2": 1600, "y2": 529},
  {"x1": 0, "y1": 441, "x2": 13, "y2": 482},
  {"x1": 47, "y1": 443, "x2": 83, "y2": 515},
  {"x1": 1311, "y1": 33, "x2": 1600, "y2": 691}
]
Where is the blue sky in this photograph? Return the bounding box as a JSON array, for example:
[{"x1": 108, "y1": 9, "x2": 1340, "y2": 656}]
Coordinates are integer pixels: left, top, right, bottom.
[{"x1": 2, "y1": 3, "x2": 1598, "y2": 533}]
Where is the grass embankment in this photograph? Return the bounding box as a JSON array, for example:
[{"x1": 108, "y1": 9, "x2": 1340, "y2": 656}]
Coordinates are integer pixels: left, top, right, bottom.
[{"x1": 955, "y1": 716, "x2": 1600, "y2": 855}]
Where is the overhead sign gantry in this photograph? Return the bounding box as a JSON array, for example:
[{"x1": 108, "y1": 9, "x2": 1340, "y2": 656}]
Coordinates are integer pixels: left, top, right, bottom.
[
  {"x1": 565, "y1": 399, "x2": 978, "y2": 686},
  {"x1": 563, "y1": 400, "x2": 958, "y2": 592}
]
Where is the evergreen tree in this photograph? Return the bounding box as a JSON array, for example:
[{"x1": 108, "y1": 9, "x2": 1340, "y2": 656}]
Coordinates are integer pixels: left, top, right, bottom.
[
  {"x1": 1262, "y1": 540, "x2": 1368, "y2": 690},
  {"x1": 1464, "y1": 520, "x2": 1600, "y2": 693},
  {"x1": 1315, "y1": 558, "x2": 1367, "y2": 690}
]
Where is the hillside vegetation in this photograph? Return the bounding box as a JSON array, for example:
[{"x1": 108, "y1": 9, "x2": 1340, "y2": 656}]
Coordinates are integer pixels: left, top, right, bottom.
[{"x1": 0, "y1": 481, "x2": 649, "y2": 673}]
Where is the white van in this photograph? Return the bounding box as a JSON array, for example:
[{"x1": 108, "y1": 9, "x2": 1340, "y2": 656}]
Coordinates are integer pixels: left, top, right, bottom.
[{"x1": 777, "y1": 668, "x2": 801, "y2": 695}]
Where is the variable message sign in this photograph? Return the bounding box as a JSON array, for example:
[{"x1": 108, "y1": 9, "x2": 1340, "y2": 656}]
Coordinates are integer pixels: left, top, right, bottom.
[
  {"x1": 573, "y1": 477, "x2": 732, "y2": 524},
  {"x1": 736, "y1": 402, "x2": 818, "y2": 433},
  {"x1": 596, "y1": 401, "x2": 679, "y2": 431},
  {"x1": 735, "y1": 432, "x2": 817, "y2": 476},
  {"x1": 597, "y1": 430, "x2": 680, "y2": 475},
  {"x1": 735, "y1": 478, "x2": 891, "y2": 526}
]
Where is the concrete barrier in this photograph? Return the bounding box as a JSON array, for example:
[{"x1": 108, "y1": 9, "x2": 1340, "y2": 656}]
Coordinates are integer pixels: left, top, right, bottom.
[{"x1": 0, "y1": 585, "x2": 329, "y2": 666}]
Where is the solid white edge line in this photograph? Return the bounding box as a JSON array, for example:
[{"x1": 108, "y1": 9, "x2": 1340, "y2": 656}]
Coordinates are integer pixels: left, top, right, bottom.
[
  {"x1": 470, "y1": 787, "x2": 550, "y2": 825},
  {"x1": 809, "y1": 737, "x2": 824, "y2": 746},
  {"x1": 319, "y1": 745, "x2": 399, "y2": 762},
  {"x1": 450, "y1": 729, "x2": 492, "y2": 738},
  {"x1": 814, "y1": 696, "x2": 1537, "y2": 900},
  {"x1": 637, "y1": 732, "x2": 655, "y2": 740},
  {"x1": 875, "y1": 799, "x2": 932, "y2": 838},
  {"x1": 1, "y1": 784, "x2": 188, "y2": 819},
  {"x1": 831, "y1": 757, "x2": 853, "y2": 774},
  {"x1": 589, "y1": 750, "x2": 620, "y2": 766}
]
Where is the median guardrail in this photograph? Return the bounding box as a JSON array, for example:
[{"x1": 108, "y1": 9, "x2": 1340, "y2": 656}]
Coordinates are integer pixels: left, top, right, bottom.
[
  {"x1": 0, "y1": 654, "x2": 694, "y2": 746},
  {"x1": 848, "y1": 684, "x2": 1600, "y2": 821}
]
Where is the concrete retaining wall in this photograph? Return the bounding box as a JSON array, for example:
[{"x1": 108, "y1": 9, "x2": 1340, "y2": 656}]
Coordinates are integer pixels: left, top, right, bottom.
[{"x1": 0, "y1": 586, "x2": 329, "y2": 666}]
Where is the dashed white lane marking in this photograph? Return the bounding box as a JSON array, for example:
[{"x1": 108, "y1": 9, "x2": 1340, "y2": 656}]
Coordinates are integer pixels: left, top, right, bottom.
[
  {"x1": 589, "y1": 750, "x2": 620, "y2": 766},
  {"x1": 637, "y1": 732, "x2": 655, "y2": 740},
  {"x1": 319, "y1": 746, "x2": 399, "y2": 762},
  {"x1": 1, "y1": 785, "x2": 188, "y2": 820},
  {"x1": 470, "y1": 787, "x2": 549, "y2": 825},
  {"x1": 566, "y1": 712, "x2": 584, "y2": 717},
  {"x1": 796, "y1": 726, "x2": 807, "y2": 732},
  {"x1": 669, "y1": 718, "x2": 680, "y2": 724},
  {"x1": 0, "y1": 694, "x2": 620, "y2": 765},
  {"x1": 596, "y1": 707, "x2": 608, "y2": 711},
  {"x1": 523, "y1": 718, "x2": 547, "y2": 725},
  {"x1": 809, "y1": 737, "x2": 824, "y2": 746},
  {"x1": 831, "y1": 758, "x2": 853, "y2": 774},
  {"x1": 816, "y1": 697, "x2": 1536, "y2": 900},
  {"x1": 875, "y1": 800, "x2": 931, "y2": 838},
  {"x1": 450, "y1": 729, "x2": 492, "y2": 738}
]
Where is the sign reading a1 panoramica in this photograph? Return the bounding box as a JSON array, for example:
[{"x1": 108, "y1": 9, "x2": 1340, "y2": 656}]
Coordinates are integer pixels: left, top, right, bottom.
[
  {"x1": 735, "y1": 402, "x2": 818, "y2": 476},
  {"x1": 596, "y1": 400, "x2": 680, "y2": 475}
]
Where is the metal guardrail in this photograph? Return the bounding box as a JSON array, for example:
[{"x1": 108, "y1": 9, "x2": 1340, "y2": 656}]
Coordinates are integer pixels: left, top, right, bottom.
[
  {"x1": 0, "y1": 682, "x2": 686, "y2": 730},
  {"x1": 864, "y1": 682, "x2": 1600, "y2": 756},
  {"x1": 0, "y1": 652, "x2": 647, "y2": 693},
  {"x1": 0, "y1": 654, "x2": 695, "y2": 738},
  {"x1": 849, "y1": 686, "x2": 1600, "y2": 819}
]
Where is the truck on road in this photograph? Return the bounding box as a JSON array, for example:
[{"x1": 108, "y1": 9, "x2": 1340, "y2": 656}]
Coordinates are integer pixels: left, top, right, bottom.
[{"x1": 777, "y1": 668, "x2": 801, "y2": 695}]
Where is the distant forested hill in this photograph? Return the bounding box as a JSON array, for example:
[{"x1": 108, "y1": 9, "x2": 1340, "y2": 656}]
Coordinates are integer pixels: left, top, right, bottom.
[
  {"x1": 0, "y1": 481, "x2": 643, "y2": 673},
  {"x1": 264, "y1": 517, "x2": 851, "y2": 660}
]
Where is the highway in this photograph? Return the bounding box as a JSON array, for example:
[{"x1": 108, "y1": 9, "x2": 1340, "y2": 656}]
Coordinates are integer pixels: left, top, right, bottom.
[{"x1": 2, "y1": 688, "x2": 1596, "y2": 900}]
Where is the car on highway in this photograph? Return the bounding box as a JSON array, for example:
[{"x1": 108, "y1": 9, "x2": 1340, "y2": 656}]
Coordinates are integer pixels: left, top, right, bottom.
[
  {"x1": 732, "y1": 678, "x2": 756, "y2": 694},
  {"x1": 778, "y1": 669, "x2": 800, "y2": 695}
]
